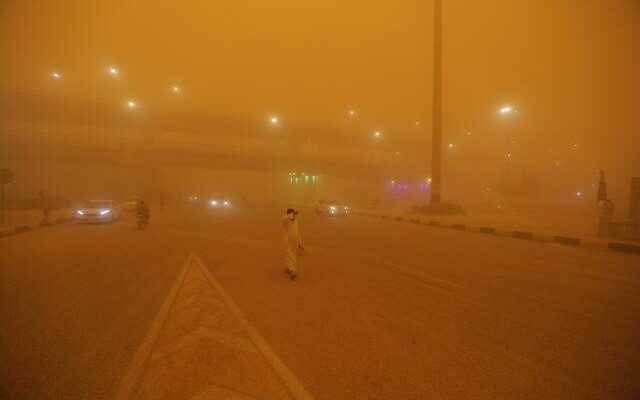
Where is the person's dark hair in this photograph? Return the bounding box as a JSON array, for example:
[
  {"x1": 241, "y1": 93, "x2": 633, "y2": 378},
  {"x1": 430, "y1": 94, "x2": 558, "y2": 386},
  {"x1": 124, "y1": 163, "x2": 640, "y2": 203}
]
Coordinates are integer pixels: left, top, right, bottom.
[{"x1": 286, "y1": 208, "x2": 297, "y2": 215}]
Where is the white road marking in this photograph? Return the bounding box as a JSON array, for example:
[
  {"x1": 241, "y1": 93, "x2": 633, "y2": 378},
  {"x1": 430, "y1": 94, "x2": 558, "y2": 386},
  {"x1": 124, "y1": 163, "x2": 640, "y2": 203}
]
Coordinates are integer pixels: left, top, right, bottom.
[
  {"x1": 192, "y1": 253, "x2": 316, "y2": 400},
  {"x1": 150, "y1": 326, "x2": 258, "y2": 363},
  {"x1": 172, "y1": 292, "x2": 227, "y2": 313},
  {"x1": 380, "y1": 261, "x2": 465, "y2": 291},
  {"x1": 115, "y1": 257, "x2": 190, "y2": 400},
  {"x1": 116, "y1": 252, "x2": 314, "y2": 400}
]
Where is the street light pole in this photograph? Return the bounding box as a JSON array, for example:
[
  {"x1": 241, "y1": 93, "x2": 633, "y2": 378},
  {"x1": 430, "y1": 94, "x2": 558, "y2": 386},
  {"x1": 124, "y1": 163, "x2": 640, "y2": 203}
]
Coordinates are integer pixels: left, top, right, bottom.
[
  {"x1": 1, "y1": 168, "x2": 15, "y2": 226},
  {"x1": 0, "y1": 180, "x2": 5, "y2": 226},
  {"x1": 430, "y1": 0, "x2": 443, "y2": 204}
]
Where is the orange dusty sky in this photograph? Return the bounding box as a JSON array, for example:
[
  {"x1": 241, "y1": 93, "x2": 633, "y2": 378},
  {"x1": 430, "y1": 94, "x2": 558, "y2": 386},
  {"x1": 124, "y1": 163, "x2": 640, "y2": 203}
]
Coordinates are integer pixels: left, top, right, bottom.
[{"x1": 2, "y1": 0, "x2": 639, "y2": 198}]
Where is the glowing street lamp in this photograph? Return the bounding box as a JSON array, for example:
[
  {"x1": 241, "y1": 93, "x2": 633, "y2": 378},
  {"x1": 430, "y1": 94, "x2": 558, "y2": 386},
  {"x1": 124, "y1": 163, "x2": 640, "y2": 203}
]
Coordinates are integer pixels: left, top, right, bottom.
[
  {"x1": 171, "y1": 85, "x2": 181, "y2": 94},
  {"x1": 269, "y1": 115, "x2": 280, "y2": 126},
  {"x1": 348, "y1": 109, "x2": 357, "y2": 117},
  {"x1": 126, "y1": 99, "x2": 138, "y2": 110},
  {"x1": 51, "y1": 71, "x2": 62, "y2": 80},
  {"x1": 499, "y1": 105, "x2": 516, "y2": 115},
  {"x1": 107, "y1": 66, "x2": 119, "y2": 77},
  {"x1": 373, "y1": 130, "x2": 383, "y2": 139}
]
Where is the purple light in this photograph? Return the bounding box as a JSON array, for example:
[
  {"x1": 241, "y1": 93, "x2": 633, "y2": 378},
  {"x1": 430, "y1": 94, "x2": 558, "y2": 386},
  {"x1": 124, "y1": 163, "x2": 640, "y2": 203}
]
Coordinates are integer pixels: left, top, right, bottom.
[
  {"x1": 419, "y1": 182, "x2": 430, "y2": 193},
  {"x1": 388, "y1": 181, "x2": 409, "y2": 194}
]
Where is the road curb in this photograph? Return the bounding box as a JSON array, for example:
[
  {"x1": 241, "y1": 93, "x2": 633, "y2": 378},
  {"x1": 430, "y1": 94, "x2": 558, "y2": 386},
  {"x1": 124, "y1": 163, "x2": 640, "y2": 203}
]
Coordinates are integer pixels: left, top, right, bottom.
[
  {"x1": 14, "y1": 225, "x2": 32, "y2": 234},
  {"x1": 553, "y1": 236, "x2": 581, "y2": 246},
  {"x1": 0, "y1": 217, "x2": 72, "y2": 238},
  {"x1": 608, "y1": 242, "x2": 640, "y2": 254},
  {"x1": 356, "y1": 212, "x2": 640, "y2": 256},
  {"x1": 0, "y1": 227, "x2": 16, "y2": 237},
  {"x1": 512, "y1": 230, "x2": 534, "y2": 240}
]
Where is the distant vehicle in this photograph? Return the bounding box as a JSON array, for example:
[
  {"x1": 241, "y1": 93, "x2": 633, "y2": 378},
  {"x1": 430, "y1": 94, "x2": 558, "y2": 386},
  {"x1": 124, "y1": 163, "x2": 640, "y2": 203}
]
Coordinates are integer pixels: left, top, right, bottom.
[
  {"x1": 122, "y1": 197, "x2": 140, "y2": 212},
  {"x1": 315, "y1": 200, "x2": 350, "y2": 217},
  {"x1": 186, "y1": 195, "x2": 205, "y2": 206},
  {"x1": 137, "y1": 212, "x2": 148, "y2": 230},
  {"x1": 137, "y1": 217, "x2": 148, "y2": 230},
  {"x1": 208, "y1": 197, "x2": 233, "y2": 209},
  {"x1": 75, "y1": 200, "x2": 121, "y2": 223}
]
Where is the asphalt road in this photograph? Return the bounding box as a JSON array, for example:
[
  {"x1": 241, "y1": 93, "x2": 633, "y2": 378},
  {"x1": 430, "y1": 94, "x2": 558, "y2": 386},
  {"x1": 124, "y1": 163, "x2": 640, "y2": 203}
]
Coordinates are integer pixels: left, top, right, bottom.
[{"x1": 1, "y1": 205, "x2": 639, "y2": 399}]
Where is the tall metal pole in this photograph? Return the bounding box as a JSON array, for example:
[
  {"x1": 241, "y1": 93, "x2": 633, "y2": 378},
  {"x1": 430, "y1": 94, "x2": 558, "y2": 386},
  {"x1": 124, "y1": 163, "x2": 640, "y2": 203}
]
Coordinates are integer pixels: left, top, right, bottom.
[
  {"x1": 430, "y1": 0, "x2": 443, "y2": 204},
  {"x1": 0, "y1": 168, "x2": 13, "y2": 226},
  {"x1": 0, "y1": 183, "x2": 5, "y2": 226}
]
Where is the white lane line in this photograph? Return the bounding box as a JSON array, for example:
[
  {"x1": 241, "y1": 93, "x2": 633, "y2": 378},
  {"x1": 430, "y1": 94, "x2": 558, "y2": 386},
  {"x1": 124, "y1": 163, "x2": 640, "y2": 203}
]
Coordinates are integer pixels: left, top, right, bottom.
[
  {"x1": 303, "y1": 243, "x2": 464, "y2": 291},
  {"x1": 172, "y1": 292, "x2": 227, "y2": 313},
  {"x1": 380, "y1": 261, "x2": 465, "y2": 291},
  {"x1": 114, "y1": 257, "x2": 190, "y2": 400},
  {"x1": 191, "y1": 253, "x2": 315, "y2": 400}
]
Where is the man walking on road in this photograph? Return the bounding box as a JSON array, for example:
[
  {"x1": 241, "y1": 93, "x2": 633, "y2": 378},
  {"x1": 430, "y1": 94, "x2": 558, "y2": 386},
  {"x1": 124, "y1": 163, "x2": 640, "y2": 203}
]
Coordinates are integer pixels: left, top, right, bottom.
[{"x1": 282, "y1": 208, "x2": 304, "y2": 280}]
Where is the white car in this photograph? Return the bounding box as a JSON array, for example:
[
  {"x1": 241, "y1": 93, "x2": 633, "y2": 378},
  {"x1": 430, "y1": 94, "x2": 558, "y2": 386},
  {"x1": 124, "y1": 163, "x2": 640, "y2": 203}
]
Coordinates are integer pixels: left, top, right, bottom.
[
  {"x1": 315, "y1": 200, "x2": 350, "y2": 217},
  {"x1": 76, "y1": 200, "x2": 121, "y2": 223},
  {"x1": 208, "y1": 198, "x2": 232, "y2": 209}
]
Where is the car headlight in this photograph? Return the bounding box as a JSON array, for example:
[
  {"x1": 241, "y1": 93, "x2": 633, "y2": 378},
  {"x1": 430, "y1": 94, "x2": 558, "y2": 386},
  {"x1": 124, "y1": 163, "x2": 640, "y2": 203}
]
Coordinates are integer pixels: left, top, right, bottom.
[
  {"x1": 77, "y1": 210, "x2": 85, "y2": 215},
  {"x1": 211, "y1": 200, "x2": 218, "y2": 206},
  {"x1": 223, "y1": 201, "x2": 230, "y2": 206},
  {"x1": 100, "y1": 209, "x2": 111, "y2": 215}
]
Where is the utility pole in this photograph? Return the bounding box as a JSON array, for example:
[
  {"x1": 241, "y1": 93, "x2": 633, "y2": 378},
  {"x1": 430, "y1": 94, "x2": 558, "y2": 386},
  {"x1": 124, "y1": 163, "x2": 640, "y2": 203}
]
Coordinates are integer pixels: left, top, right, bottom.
[
  {"x1": 0, "y1": 168, "x2": 14, "y2": 226},
  {"x1": 0, "y1": 176, "x2": 5, "y2": 226},
  {"x1": 430, "y1": 0, "x2": 443, "y2": 204}
]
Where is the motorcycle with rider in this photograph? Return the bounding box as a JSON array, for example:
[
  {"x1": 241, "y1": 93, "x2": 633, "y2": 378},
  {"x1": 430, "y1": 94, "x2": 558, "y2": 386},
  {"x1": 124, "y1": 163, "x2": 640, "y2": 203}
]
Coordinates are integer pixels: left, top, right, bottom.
[{"x1": 136, "y1": 200, "x2": 150, "y2": 230}]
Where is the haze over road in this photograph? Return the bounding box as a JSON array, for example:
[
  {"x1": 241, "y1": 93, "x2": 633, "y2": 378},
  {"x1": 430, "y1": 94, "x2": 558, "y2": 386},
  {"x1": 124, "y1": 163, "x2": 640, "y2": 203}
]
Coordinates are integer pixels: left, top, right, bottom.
[
  {"x1": 2, "y1": 1, "x2": 639, "y2": 399},
  {"x1": 2, "y1": 207, "x2": 639, "y2": 400}
]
